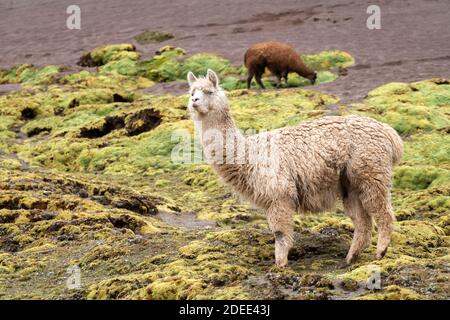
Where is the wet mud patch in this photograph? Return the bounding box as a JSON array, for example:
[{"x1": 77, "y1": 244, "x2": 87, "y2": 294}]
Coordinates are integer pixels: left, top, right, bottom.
[
  {"x1": 0, "y1": 84, "x2": 21, "y2": 96},
  {"x1": 156, "y1": 211, "x2": 217, "y2": 230},
  {"x1": 138, "y1": 81, "x2": 187, "y2": 96},
  {"x1": 245, "y1": 271, "x2": 339, "y2": 300}
]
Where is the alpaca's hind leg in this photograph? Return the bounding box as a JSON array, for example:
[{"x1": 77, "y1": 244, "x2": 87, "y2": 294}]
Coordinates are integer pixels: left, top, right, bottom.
[
  {"x1": 358, "y1": 181, "x2": 395, "y2": 260},
  {"x1": 255, "y1": 70, "x2": 266, "y2": 89},
  {"x1": 343, "y1": 190, "x2": 373, "y2": 266},
  {"x1": 266, "y1": 202, "x2": 294, "y2": 267},
  {"x1": 282, "y1": 71, "x2": 288, "y2": 86},
  {"x1": 246, "y1": 70, "x2": 254, "y2": 89}
]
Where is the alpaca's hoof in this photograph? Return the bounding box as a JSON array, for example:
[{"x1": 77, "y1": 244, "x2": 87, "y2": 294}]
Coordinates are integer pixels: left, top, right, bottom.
[
  {"x1": 376, "y1": 248, "x2": 388, "y2": 260},
  {"x1": 275, "y1": 258, "x2": 288, "y2": 267}
]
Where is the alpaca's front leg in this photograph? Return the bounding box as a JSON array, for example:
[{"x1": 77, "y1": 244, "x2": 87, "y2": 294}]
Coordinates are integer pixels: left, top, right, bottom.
[
  {"x1": 274, "y1": 231, "x2": 293, "y2": 267},
  {"x1": 267, "y1": 203, "x2": 294, "y2": 267}
]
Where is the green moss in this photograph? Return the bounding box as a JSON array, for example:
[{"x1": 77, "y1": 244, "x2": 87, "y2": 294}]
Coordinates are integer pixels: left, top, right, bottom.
[
  {"x1": 302, "y1": 50, "x2": 355, "y2": 71},
  {"x1": 139, "y1": 49, "x2": 237, "y2": 83},
  {"x1": 229, "y1": 89, "x2": 337, "y2": 131},
  {"x1": 79, "y1": 44, "x2": 137, "y2": 66},
  {"x1": 100, "y1": 58, "x2": 140, "y2": 76},
  {"x1": 368, "y1": 82, "x2": 413, "y2": 97},
  {"x1": 393, "y1": 186, "x2": 450, "y2": 220},
  {"x1": 357, "y1": 285, "x2": 420, "y2": 300},
  {"x1": 62, "y1": 70, "x2": 154, "y2": 91},
  {"x1": 311, "y1": 216, "x2": 354, "y2": 234},
  {"x1": 221, "y1": 76, "x2": 246, "y2": 91},
  {"x1": 394, "y1": 166, "x2": 450, "y2": 190},
  {"x1": 222, "y1": 70, "x2": 338, "y2": 90},
  {"x1": 87, "y1": 251, "x2": 252, "y2": 299},
  {"x1": 134, "y1": 30, "x2": 174, "y2": 44},
  {"x1": 0, "y1": 159, "x2": 22, "y2": 170},
  {"x1": 118, "y1": 47, "x2": 355, "y2": 88},
  {"x1": 87, "y1": 273, "x2": 152, "y2": 299},
  {"x1": 402, "y1": 133, "x2": 450, "y2": 165},
  {"x1": 181, "y1": 53, "x2": 238, "y2": 78},
  {"x1": 344, "y1": 79, "x2": 450, "y2": 136},
  {"x1": 125, "y1": 46, "x2": 184, "y2": 82},
  {"x1": 0, "y1": 64, "x2": 60, "y2": 85},
  {"x1": 392, "y1": 221, "x2": 446, "y2": 256},
  {"x1": 438, "y1": 215, "x2": 450, "y2": 235}
]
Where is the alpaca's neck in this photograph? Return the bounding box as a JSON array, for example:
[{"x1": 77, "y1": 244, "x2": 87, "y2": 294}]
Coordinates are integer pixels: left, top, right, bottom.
[
  {"x1": 198, "y1": 110, "x2": 254, "y2": 198},
  {"x1": 194, "y1": 103, "x2": 280, "y2": 206},
  {"x1": 294, "y1": 60, "x2": 314, "y2": 78},
  {"x1": 199, "y1": 110, "x2": 239, "y2": 138},
  {"x1": 194, "y1": 108, "x2": 245, "y2": 166}
]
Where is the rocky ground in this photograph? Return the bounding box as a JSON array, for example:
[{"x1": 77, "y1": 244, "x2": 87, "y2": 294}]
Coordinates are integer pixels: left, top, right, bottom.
[{"x1": 0, "y1": 0, "x2": 449, "y2": 300}]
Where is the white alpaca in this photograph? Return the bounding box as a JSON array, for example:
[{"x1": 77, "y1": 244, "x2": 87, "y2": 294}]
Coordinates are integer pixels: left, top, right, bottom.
[{"x1": 187, "y1": 69, "x2": 403, "y2": 267}]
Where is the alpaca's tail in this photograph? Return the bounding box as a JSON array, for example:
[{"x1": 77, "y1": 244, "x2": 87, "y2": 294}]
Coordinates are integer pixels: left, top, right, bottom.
[{"x1": 383, "y1": 124, "x2": 403, "y2": 165}]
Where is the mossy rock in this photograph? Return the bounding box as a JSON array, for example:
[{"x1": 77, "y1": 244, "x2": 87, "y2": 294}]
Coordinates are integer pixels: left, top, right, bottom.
[
  {"x1": 134, "y1": 30, "x2": 174, "y2": 44},
  {"x1": 0, "y1": 64, "x2": 60, "y2": 85},
  {"x1": 302, "y1": 50, "x2": 355, "y2": 71},
  {"x1": 394, "y1": 166, "x2": 450, "y2": 190},
  {"x1": 78, "y1": 44, "x2": 138, "y2": 67},
  {"x1": 357, "y1": 285, "x2": 420, "y2": 300}
]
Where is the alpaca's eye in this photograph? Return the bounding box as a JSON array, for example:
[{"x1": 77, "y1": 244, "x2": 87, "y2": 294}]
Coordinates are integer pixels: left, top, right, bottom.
[{"x1": 206, "y1": 91, "x2": 213, "y2": 95}]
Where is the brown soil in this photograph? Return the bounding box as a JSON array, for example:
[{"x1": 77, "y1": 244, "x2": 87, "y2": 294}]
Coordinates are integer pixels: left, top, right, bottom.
[{"x1": 1, "y1": 0, "x2": 449, "y2": 102}]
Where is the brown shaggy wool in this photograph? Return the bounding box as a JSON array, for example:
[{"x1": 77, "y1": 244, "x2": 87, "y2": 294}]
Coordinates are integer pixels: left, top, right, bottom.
[
  {"x1": 244, "y1": 41, "x2": 317, "y2": 89},
  {"x1": 187, "y1": 70, "x2": 403, "y2": 267}
]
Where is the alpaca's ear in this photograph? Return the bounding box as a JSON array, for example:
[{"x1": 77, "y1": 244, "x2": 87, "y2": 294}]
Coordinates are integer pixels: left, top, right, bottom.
[
  {"x1": 187, "y1": 72, "x2": 197, "y2": 87},
  {"x1": 207, "y1": 69, "x2": 219, "y2": 88}
]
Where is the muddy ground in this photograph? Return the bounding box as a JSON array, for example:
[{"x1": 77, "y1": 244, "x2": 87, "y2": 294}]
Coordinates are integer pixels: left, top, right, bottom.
[{"x1": 1, "y1": 0, "x2": 450, "y2": 102}]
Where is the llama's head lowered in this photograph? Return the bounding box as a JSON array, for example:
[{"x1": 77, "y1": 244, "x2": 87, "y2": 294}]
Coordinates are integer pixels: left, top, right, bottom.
[
  {"x1": 187, "y1": 69, "x2": 228, "y2": 119},
  {"x1": 307, "y1": 71, "x2": 317, "y2": 85}
]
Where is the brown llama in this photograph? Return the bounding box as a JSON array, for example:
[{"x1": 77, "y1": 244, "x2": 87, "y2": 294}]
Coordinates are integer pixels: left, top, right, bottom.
[{"x1": 244, "y1": 41, "x2": 317, "y2": 89}]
